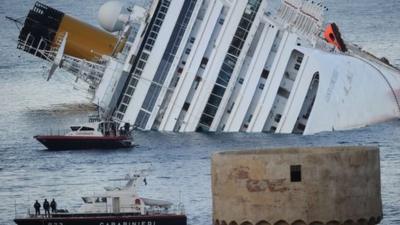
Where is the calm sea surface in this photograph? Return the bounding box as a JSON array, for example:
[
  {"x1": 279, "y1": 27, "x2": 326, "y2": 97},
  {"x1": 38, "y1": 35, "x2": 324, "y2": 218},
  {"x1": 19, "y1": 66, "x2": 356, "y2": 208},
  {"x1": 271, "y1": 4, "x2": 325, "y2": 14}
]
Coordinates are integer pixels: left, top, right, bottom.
[{"x1": 0, "y1": 0, "x2": 399, "y2": 224}]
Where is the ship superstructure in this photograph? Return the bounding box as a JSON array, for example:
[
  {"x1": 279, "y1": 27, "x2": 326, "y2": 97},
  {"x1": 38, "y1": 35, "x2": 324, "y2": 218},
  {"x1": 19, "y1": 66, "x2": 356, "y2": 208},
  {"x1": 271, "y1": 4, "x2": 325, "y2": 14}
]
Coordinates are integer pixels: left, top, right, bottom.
[{"x1": 13, "y1": 0, "x2": 400, "y2": 134}]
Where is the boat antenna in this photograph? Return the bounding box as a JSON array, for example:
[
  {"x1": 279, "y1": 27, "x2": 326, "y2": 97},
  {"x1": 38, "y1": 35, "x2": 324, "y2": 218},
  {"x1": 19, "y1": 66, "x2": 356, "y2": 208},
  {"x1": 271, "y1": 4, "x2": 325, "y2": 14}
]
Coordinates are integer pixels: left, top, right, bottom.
[
  {"x1": 179, "y1": 190, "x2": 182, "y2": 206},
  {"x1": 14, "y1": 199, "x2": 17, "y2": 218},
  {"x1": 27, "y1": 194, "x2": 30, "y2": 216},
  {"x1": 97, "y1": 100, "x2": 101, "y2": 119},
  {"x1": 178, "y1": 190, "x2": 185, "y2": 215}
]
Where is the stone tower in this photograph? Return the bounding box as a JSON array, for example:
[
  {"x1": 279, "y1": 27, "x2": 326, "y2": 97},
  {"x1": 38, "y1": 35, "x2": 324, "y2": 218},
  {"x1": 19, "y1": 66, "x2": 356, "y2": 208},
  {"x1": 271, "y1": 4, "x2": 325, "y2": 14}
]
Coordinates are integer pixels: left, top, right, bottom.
[{"x1": 212, "y1": 146, "x2": 382, "y2": 225}]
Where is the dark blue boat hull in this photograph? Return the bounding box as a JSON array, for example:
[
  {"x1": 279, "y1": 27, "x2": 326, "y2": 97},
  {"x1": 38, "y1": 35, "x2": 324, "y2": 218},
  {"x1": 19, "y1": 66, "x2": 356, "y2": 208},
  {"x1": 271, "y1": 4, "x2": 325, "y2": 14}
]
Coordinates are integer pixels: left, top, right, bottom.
[{"x1": 14, "y1": 214, "x2": 186, "y2": 225}]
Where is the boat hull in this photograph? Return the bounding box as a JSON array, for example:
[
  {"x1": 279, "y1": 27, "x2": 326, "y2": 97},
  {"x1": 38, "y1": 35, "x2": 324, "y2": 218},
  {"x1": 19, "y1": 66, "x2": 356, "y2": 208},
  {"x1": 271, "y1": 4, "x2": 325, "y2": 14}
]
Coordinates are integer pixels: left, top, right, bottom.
[
  {"x1": 34, "y1": 135, "x2": 133, "y2": 150},
  {"x1": 14, "y1": 214, "x2": 186, "y2": 225}
]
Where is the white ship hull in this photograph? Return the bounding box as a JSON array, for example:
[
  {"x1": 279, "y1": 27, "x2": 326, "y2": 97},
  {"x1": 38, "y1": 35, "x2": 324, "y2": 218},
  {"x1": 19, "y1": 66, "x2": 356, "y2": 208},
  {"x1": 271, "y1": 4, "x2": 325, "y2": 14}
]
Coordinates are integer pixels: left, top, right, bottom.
[
  {"x1": 15, "y1": 0, "x2": 400, "y2": 135},
  {"x1": 274, "y1": 48, "x2": 400, "y2": 134}
]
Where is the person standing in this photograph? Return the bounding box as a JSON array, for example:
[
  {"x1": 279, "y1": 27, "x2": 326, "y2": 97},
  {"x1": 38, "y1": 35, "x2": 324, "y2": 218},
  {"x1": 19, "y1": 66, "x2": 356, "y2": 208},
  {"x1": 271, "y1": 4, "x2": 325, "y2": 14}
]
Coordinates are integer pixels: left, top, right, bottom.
[
  {"x1": 33, "y1": 200, "x2": 41, "y2": 216},
  {"x1": 43, "y1": 199, "x2": 50, "y2": 217},
  {"x1": 50, "y1": 199, "x2": 57, "y2": 213}
]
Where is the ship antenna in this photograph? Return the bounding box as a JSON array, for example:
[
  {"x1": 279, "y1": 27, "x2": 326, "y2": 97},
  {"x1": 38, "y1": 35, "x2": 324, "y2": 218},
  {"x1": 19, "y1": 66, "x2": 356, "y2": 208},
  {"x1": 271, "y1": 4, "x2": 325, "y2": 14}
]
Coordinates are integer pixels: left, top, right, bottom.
[{"x1": 5, "y1": 16, "x2": 24, "y2": 30}]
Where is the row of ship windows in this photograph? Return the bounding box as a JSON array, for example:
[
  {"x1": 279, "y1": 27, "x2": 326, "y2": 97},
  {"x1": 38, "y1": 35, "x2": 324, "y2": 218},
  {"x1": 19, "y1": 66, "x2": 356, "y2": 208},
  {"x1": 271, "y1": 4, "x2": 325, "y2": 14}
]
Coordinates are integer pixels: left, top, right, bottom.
[
  {"x1": 215, "y1": 7, "x2": 258, "y2": 87},
  {"x1": 143, "y1": 6, "x2": 169, "y2": 51},
  {"x1": 133, "y1": 1, "x2": 171, "y2": 73},
  {"x1": 196, "y1": 79, "x2": 304, "y2": 131},
  {"x1": 137, "y1": 0, "x2": 199, "y2": 127},
  {"x1": 198, "y1": 0, "x2": 261, "y2": 128},
  {"x1": 135, "y1": 110, "x2": 150, "y2": 128},
  {"x1": 235, "y1": 57, "x2": 301, "y2": 89},
  {"x1": 122, "y1": 0, "x2": 310, "y2": 129},
  {"x1": 192, "y1": 81, "x2": 301, "y2": 130},
  {"x1": 182, "y1": 36, "x2": 197, "y2": 55},
  {"x1": 115, "y1": 1, "x2": 171, "y2": 116},
  {"x1": 175, "y1": 37, "x2": 196, "y2": 74},
  {"x1": 192, "y1": 36, "x2": 302, "y2": 129},
  {"x1": 232, "y1": 62, "x2": 302, "y2": 128}
]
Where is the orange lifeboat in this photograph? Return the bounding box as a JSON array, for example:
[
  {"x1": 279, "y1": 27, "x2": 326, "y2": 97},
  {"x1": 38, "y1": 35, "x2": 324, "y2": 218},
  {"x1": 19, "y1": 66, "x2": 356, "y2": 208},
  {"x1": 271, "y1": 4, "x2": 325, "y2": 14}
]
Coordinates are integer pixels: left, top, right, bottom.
[{"x1": 324, "y1": 23, "x2": 347, "y2": 52}]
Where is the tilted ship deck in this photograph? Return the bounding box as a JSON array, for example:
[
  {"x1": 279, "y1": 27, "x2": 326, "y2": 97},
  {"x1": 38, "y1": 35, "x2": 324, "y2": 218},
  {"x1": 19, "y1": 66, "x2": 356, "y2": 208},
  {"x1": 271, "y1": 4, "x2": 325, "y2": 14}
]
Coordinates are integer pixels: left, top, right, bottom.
[{"x1": 12, "y1": 0, "x2": 400, "y2": 135}]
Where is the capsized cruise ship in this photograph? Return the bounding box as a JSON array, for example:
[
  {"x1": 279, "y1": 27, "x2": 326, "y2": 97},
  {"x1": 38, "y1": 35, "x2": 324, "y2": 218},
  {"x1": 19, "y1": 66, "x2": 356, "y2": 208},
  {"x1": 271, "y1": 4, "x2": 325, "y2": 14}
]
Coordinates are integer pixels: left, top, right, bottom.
[{"x1": 12, "y1": 0, "x2": 400, "y2": 134}]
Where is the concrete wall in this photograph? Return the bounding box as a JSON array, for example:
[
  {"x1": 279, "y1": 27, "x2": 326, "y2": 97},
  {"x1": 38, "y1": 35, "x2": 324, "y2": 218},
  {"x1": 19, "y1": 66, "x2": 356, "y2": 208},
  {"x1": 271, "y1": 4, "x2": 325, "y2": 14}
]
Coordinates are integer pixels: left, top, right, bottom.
[{"x1": 212, "y1": 146, "x2": 382, "y2": 225}]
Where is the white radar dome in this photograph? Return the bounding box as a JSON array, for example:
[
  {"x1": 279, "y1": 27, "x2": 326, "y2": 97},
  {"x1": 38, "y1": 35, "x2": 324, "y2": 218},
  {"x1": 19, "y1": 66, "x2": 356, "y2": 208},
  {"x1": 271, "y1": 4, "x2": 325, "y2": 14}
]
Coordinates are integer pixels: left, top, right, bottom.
[{"x1": 98, "y1": 1, "x2": 127, "y2": 32}]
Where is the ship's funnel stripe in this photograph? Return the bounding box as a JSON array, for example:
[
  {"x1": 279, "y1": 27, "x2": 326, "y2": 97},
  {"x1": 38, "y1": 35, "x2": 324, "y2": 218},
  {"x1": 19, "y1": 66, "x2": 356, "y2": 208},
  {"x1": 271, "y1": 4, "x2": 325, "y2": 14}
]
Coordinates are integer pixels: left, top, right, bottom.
[{"x1": 55, "y1": 15, "x2": 123, "y2": 61}]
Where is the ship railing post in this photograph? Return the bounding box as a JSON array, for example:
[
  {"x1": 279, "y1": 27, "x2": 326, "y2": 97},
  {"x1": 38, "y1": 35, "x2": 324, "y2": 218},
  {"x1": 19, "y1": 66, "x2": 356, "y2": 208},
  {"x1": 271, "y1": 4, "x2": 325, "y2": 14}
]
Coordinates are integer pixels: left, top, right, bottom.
[
  {"x1": 34, "y1": 38, "x2": 43, "y2": 57},
  {"x1": 24, "y1": 33, "x2": 31, "y2": 50}
]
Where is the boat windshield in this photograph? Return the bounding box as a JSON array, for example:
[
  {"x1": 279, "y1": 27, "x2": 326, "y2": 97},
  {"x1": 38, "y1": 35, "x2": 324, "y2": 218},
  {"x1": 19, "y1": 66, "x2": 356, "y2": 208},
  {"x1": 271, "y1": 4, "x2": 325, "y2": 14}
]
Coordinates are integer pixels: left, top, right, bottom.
[
  {"x1": 70, "y1": 126, "x2": 81, "y2": 131},
  {"x1": 80, "y1": 126, "x2": 95, "y2": 131},
  {"x1": 82, "y1": 197, "x2": 107, "y2": 203}
]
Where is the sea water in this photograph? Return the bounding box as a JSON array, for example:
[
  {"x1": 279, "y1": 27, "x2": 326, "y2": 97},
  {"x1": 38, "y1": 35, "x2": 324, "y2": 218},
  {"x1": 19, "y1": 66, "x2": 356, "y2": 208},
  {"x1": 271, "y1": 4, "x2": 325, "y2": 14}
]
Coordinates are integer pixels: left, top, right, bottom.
[{"x1": 0, "y1": 0, "x2": 399, "y2": 224}]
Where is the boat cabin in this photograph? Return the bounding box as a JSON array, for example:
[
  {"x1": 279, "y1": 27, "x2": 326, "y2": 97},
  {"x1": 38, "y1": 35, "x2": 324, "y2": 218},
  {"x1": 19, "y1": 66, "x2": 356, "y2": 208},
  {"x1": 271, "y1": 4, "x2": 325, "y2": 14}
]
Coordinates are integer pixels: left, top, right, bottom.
[
  {"x1": 67, "y1": 121, "x2": 123, "y2": 137},
  {"x1": 79, "y1": 194, "x2": 172, "y2": 215}
]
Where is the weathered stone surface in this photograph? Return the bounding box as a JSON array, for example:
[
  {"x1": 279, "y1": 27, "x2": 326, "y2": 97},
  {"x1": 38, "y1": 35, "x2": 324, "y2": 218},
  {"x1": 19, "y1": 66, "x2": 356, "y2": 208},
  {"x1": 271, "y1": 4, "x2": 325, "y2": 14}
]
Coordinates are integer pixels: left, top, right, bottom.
[{"x1": 212, "y1": 146, "x2": 382, "y2": 225}]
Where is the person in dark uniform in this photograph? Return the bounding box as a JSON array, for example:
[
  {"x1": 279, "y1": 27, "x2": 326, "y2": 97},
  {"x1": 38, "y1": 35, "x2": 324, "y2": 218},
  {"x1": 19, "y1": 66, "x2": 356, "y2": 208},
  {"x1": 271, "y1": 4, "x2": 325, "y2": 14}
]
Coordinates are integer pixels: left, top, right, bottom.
[
  {"x1": 33, "y1": 200, "x2": 41, "y2": 216},
  {"x1": 43, "y1": 199, "x2": 50, "y2": 217},
  {"x1": 50, "y1": 199, "x2": 57, "y2": 213},
  {"x1": 124, "y1": 123, "x2": 130, "y2": 135}
]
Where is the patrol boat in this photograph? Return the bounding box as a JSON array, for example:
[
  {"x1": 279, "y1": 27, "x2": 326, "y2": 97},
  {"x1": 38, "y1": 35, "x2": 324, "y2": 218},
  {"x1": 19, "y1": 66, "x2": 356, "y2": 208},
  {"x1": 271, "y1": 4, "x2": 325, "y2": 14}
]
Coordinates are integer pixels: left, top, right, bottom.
[
  {"x1": 34, "y1": 116, "x2": 134, "y2": 150},
  {"x1": 14, "y1": 172, "x2": 187, "y2": 225}
]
